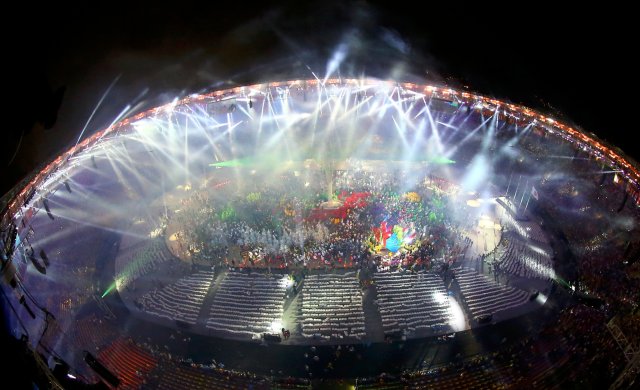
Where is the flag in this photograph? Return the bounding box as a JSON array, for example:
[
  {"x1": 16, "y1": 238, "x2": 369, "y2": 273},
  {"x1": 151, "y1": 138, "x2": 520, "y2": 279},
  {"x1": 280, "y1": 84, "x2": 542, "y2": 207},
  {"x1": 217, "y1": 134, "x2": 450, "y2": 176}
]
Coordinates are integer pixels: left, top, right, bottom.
[{"x1": 531, "y1": 186, "x2": 539, "y2": 201}]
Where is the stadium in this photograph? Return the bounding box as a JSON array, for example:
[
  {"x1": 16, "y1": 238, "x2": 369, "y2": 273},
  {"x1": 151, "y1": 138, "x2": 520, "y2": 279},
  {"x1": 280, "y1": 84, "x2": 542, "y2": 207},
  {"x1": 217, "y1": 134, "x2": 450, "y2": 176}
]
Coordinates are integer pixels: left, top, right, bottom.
[{"x1": 1, "y1": 77, "x2": 639, "y2": 389}]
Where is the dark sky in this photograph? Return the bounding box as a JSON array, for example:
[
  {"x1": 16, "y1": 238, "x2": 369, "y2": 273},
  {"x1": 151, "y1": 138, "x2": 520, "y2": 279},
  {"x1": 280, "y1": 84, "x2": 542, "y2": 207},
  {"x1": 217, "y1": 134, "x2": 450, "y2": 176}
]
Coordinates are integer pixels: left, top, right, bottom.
[{"x1": 3, "y1": 1, "x2": 636, "y2": 195}]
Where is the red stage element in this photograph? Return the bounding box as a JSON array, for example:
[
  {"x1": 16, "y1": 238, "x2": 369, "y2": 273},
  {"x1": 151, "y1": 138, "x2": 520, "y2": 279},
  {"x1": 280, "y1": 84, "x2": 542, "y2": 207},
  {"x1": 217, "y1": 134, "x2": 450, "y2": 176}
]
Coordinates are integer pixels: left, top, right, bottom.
[{"x1": 306, "y1": 192, "x2": 370, "y2": 222}]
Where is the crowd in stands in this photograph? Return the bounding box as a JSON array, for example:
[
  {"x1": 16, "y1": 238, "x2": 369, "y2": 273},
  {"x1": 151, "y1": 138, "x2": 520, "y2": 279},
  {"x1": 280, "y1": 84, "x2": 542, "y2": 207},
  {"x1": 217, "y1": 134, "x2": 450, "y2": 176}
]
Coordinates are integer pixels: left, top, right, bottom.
[
  {"x1": 496, "y1": 199, "x2": 549, "y2": 245},
  {"x1": 493, "y1": 232, "x2": 554, "y2": 280},
  {"x1": 355, "y1": 302, "x2": 627, "y2": 389},
  {"x1": 300, "y1": 272, "x2": 366, "y2": 340},
  {"x1": 97, "y1": 337, "x2": 157, "y2": 389},
  {"x1": 136, "y1": 270, "x2": 214, "y2": 325},
  {"x1": 373, "y1": 270, "x2": 452, "y2": 336},
  {"x1": 206, "y1": 272, "x2": 287, "y2": 338},
  {"x1": 455, "y1": 267, "x2": 530, "y2": 321}
]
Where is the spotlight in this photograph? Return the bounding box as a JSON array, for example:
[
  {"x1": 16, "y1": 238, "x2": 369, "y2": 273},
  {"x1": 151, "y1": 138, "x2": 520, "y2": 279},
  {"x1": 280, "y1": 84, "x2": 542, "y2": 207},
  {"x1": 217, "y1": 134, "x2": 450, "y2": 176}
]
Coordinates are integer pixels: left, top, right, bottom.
[
  {"x1": 529, "y1": 291, "x2": 539, "y2": 301},
  {"x1": 19, "y1": 296, "x2": 36, "y2": 319},
  {"x1": 40, "y1": 249, "x2": 49, "y2": 266}
]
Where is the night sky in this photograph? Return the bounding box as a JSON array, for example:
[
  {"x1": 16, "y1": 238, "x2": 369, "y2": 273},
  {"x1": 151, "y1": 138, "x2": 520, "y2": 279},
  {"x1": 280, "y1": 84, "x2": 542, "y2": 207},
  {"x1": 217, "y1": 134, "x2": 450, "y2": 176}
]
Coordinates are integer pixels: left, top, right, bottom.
[{"x1": 4, "y1": 1, "x2": 635, "y2": 195}]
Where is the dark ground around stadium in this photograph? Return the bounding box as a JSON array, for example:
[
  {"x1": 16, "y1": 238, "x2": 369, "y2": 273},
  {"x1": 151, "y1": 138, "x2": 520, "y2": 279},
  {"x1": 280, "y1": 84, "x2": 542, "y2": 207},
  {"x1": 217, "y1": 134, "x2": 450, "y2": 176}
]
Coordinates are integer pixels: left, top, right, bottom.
[{"x1": 2, "y1": 1, "x2": 636, "y2": 387}]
